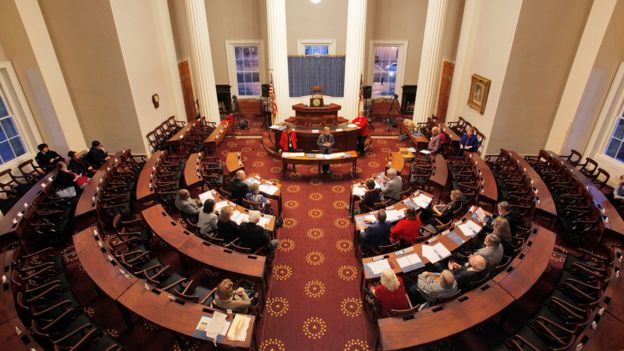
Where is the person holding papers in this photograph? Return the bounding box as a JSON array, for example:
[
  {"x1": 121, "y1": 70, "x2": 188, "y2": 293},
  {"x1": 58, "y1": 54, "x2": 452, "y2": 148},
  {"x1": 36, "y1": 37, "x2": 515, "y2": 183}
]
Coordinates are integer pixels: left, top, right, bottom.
[
  {"x1": 352, "y1": 115, "x2": 370, "y2": 155},
  {"x1": 409, "y1": 270, "x2": 458, "y2": 304},
  {"x1": 229, "y1": 170, "x2": 250, "y2": 205},
  {"x1": 380, "y1": 168, "x2": 402, "y2": 202},
  {"x1": 361, "y1": 210, "x2": 392, "y2": 247},
  {"x1": 371, "y1": 269, "x2": 411, "y2": 313},
  {"x1": 457, "y1": 127, "x2": 479, "y2": 156},
  {"x1": 238, "y1": 211, "x2": 278, "y2": 254},
  {"x1": 432, "y1": 190, "x2": 462, "y2": 223},
  {"x1": 360, "y1": 178, "x2": 382, "y2": 212},
  {"x1": 473, "y1": 234, "x2": 503, "y2": 270},
  {"x1": 482, "y1": 201, "x2": 517, "y2": 237},
  {"x1": 447, "y1": 255, "x2": 488, "y2": 291},
  {"x1": 175, "y1": 189, "x2": 201, "y2": 223},
  {"x1": 390, "y1": 207, "x2": 421, "y2": 244},
  {"x1": 217, "y1": 206, "x2": 239, "y2": 243},
  {"x1": 197, "y1": 199, "x2": 218, "y2": 235},
  {"x1": 245, "y1": 183, "x2": 271, "y2": 213},
  {"x1": 428, "y1": 127, "x2": 447, "y2": 154},
  {"x1": 214, "y1": 279, "x2": 251, "y2": 313},
  {"x1": 317, "y1": 127, "x2": 335, "y2": 174}
]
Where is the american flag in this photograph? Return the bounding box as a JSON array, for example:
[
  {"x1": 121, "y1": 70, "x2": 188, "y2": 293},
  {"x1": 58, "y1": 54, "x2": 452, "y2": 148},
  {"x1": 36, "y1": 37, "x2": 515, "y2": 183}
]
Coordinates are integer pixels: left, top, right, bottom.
[
  {"x1": 358, "y1": 75, "x2": 364, "y2": 115},
  {"x1": 269, "y1": 76, "x2": 278, "y2": 123}
]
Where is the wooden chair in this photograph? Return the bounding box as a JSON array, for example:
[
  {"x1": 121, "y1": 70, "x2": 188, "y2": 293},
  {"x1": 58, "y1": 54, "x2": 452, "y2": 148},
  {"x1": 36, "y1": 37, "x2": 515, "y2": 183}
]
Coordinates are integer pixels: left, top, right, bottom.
[
  {"x1": 561, "y1": 149, "x2": 583, "y2": 166},
  {"x1": 577, "y1": 157, "x2": 598, "y2": 178},
  {"x1": 360, "y1": 241, "x2": 401, "y2": 258},
  {"x1": 592, "y1": 168, "x2": 610, "y2": 189}
]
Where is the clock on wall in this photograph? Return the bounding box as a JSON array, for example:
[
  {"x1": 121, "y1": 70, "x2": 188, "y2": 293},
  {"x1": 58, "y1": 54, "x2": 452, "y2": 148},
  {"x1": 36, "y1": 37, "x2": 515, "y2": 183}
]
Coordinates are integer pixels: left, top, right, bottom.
[{"x1": 310, "y1": 97, "x2": 324, "y2": 107}]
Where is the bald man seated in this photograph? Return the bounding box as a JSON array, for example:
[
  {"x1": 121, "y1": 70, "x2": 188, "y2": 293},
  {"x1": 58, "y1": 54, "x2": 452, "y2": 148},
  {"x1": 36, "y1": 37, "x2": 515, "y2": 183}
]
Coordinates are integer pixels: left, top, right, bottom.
[
  {"x1": 409, "y1": 269, "x2": 459, "y2": 304},
  {"x1": 175, "y1": 189, "x2": 201, "y2": 222},
  {"x1": 447, "y1": 254, "x2": 488, "y2": 291},
  {"x1": 228, "y1": 170, "x2": 250, "y2": 205},
  {"x1": 380, "y1": 168, "x2": 402, "y2": 201}
]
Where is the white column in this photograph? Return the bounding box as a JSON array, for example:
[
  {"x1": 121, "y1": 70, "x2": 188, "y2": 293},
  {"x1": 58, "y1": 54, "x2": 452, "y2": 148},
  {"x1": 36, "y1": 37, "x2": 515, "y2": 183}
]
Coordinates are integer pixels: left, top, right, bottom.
[
  {"x1": 343, "y1": 0, "x2": 367, "y2": 120},
  {"x1": 184, "y1": 0, "x2": 220, "y2": 123},
  {"x1": 15, "y1": 0, "x2": 86, "y2": 152},
  {"x1": 413, "y1": 0, "x2": 448, "y2": 123},
  {"x1": 266, "y1": 0, "x2": 290, "y2": 123}
]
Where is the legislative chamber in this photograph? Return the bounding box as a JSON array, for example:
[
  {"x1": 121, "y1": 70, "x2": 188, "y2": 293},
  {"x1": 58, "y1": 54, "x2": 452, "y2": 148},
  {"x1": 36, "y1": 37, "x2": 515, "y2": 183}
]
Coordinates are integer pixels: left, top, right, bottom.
[{"x1": 1, "y1": 1, "x2": 623, "y2": 350}]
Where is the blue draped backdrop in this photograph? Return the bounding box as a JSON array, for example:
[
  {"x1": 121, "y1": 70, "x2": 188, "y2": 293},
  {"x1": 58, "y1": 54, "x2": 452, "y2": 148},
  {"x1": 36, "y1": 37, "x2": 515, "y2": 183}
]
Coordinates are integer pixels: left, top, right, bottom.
[{"x1": 288, "y1": 56, "x2": 345, "y2": 97}]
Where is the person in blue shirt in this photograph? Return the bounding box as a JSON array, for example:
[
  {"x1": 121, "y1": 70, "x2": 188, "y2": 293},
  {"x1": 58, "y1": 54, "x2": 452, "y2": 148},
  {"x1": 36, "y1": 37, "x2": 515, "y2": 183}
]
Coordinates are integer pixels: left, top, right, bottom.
[
  {"x1": 458, "y1": 127, "x2": 479, "y2": 155},
  {"x1": 360, "y1": 210, "x2": 392, "y2": 248}
]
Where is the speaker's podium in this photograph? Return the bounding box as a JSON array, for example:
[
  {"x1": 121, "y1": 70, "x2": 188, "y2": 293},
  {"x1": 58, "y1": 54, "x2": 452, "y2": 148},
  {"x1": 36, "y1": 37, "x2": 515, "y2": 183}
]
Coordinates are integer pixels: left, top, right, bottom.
[{"x1": 285, "y1": 100, "x2": 349, "y2": 126}]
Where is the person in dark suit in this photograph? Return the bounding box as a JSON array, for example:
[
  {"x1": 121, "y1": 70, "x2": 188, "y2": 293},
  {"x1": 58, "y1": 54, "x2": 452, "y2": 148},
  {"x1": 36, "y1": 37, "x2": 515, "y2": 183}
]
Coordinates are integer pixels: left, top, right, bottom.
[
  {"x1": 35, "y1": 143, "x2": 62, "y2": 172},
  {"x1": 228, "y1": 170, "x2": 250, "y2": 205},
  {"x1": 457, "y1": 127, "x2": 479, "y2": 155},
  {"x1": 67, "y1": 151, "x2": 94, "y2": 177},
  {"x1": 360, "y1": 210, "x2": 392, "y2": 248},
  {"x1": 217, "y1": 206, "x2": 239, "y2": 243},
  {"x1": 238, "y1": 211, "x2": 278, "y2": 253},
  {"x1": 360, "y1": 178, "x2": 382, "y2": 211},
  {"x1": 447, "y1": 254, "x2": 488, "y2": 291},
  {"x1": 433, "y1": 190, "x2": 462, "y2": 223},
  {"x1": 316, "y1": 127, "x2": 335, "y2": 174},
  {"x1": 84, "y1": 140, "x2": 109, "y2": 169}
]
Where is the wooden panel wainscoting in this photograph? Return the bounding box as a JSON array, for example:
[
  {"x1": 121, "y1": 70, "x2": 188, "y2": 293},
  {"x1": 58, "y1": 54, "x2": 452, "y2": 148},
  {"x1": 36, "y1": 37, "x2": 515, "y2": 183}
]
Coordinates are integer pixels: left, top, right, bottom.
[
  {"x1": 436, "y1": 61, "x2": 454, "y2": 122},
  {"x1": 178, "y1": 60, "x2": 196, "y2": 121}
]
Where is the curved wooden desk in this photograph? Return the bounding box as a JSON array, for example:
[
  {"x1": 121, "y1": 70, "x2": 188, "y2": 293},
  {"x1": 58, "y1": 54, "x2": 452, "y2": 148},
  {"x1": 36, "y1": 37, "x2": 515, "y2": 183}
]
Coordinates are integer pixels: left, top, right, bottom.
[
  {"x1": 430, "y1": 153, "x2": 449, "y2": 189},
  {"x1": 281, "y1": 151, "x2": 358, "y2": 177},
  {"x1": 204, "y1": 122, "x2": 232, "y2": 154},
  {"x1": 167, "y1": 118, "x2": 198, "y2": 149},
  {"x1": 141, "y1": 204, "x2": 267, "y2": 280},
  {"x1": 226, "y1": 152, "x2": 245, "y2": 175},
  {"x1": 136, "y1": 151, "x2": 164, "y2": 205},
  {"x1": 73, "y1": 227, "x2": 255, "y2": 349},
  {"x1": 75, "y1": 150, "x2": 128, "y2": 222},
  {"x1": 270, "y1": 123, "x2": 359, "y2": 153},
  {"x1": 183, "y1": 152, "x2": 203, "y2": 190},
  {"x1": 467, "y1": 152, "x2": 498, "y2": 204}
]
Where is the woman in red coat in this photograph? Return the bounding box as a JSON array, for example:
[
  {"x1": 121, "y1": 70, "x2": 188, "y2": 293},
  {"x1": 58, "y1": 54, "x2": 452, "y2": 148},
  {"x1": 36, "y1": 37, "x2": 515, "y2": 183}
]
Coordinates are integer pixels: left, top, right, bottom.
[
  {"x1": 372, "y1": 269, "x2": 411, "y2": 313},
  {"x1": 279, "y1": 126, "x2": 297, "y2": 152},
  {"x1": 390, "y1": 207, "x2": 422, "y2": 244},
  {"x1": 352, "y1": 115, "x2": 370, "y2": 154}
]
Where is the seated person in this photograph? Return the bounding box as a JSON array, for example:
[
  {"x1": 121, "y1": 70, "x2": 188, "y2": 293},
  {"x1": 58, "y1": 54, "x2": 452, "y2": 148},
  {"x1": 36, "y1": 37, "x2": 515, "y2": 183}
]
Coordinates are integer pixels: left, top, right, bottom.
[
  {"x1": 217, "y1": 206, "x2": 239, "y2": 243},
  {"x1": 473, "y1": 234, "x2": 504, "y2": 270},
  {"x1": 484, "y1": 201, "x2": 517, "y2": 235},
  {"x1": 53, "y1": 161, "x2": 86, "y2": 198},
  {"x1": 35, "y1": 143, "x2": 63, "y2": 172},
  {"x1": 213, "y1": 278, "x2": 251, "y2": 313},
  {"x1": 379, "y1": 168, "x2": 402, "y2": 202},
  {"x1": 67, "y1": 151, "x2": 95, "y2": 177},
  {"x1": 229, "y1": 170, "x2": 250, "y2": 205},
  {"x1": 493, "y1": 217, "x2": 512, "y2": 244},
  {"x1": 197, "y1": 199, "x2": 218, "y2": 235},
  {"x1": 409, "y1": 269, "x2": 458, "y2": 304},
  {"x1": 245, "y1": 183, "x2": 270, "y2": 212},
  {"x1": 433, "y1": 190, "x2": 462, "y2": 223},
  {"x1": 428, "y1": 127, "x2": 446, "y2": 154},
  {"x1": 612, "y1": 175, "x2": 624, "y2": 205},
  {"x1": 238, "y1": 211, "x2": 278, "y2": 253},
  {"x1": 457, "y1": 127, "x2": 479, "y2": 155},
  {"x1": 371, "y1": 269, "x2": 411, "y2": 313},
  {"x1": 84, "y1": 140, "x2": 109, "y2": 169},
  {"x1": 360, "y1": 178, "x2": 382, "y2": 211},
  {"x1": 390, "y1": 208, "x2": 421, "y2": 244},
  {"x1": 447, "y1": 254, "x2": 488, "y2": 291},
  {"x1": 360, "y1": 210, "x2": 392, "y2": 248},
  {"x1": 174, "y1": 189, "x2": 201, "y2": 221}
]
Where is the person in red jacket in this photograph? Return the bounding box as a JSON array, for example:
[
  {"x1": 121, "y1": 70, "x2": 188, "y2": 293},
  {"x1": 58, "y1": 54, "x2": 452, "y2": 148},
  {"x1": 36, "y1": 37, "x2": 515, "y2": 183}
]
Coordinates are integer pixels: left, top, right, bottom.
[
  {"x1": 390, "y1": 207, "x2": 421, "y2": 244},
  {"x1": 372, "y1": 269, "x2": 411, "y2": 313},
  {"x1": 352, "y1": 115, "x2": 370, "y2": 155},
  {"x1": 279, "y1": 126, "x2": 298, "y2": 153}
]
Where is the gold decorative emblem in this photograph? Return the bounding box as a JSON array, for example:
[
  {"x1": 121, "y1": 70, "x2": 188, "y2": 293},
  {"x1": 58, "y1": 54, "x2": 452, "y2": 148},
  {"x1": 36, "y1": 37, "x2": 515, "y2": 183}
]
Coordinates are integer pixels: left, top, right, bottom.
[
  {"x1": 338, "y1": 265, "x2": 358, "y2": 281},
  {"x1": 266, "y1": 297, "x2": 289, "y2": 317},
  {"x1": 306, "y1": 228, "x2": 325, "y2": 240},
  {"x1": 312, "y1": 98, "x2": 321, "y2": 107},
  {"x1": 282, "y1": 217, "x2": 298, "y2": 229},
  {"x1": 336, "y1": 239, "x2": 353, "y2": 253},
  {"x1": 304, "y1": 280, "x2": 326, "y2": 298},
  {"x1": 334, "y1": 217, "x2": 351, "y2": 229},
  {"x1": 332, "y1": 200, "x2": 348, "y2": 210},
  {"x1": 272, "y1": 265, "x2": 293, "y2": 281},
  {"x1": 343, "y1": 339, "x2": 371, "y2": 351},
  {"x1": 302, "y1": 317, "x2": 327, "y2": 340},
  {"x1": 308, "y1": 208, "x2": 323, "y2": 219},
  {"x1": 259, "y1": 338, "x2": 286, "y2": 351},
  {"x1": 305, "y1": 251, "x2": 325, "y2": 266},
  {"x1": 340, "y1": 297, "x2": 362, "y2": 317},
  {"x1": 308, "y1": 192, "x2": 323, "y2": 201},
  {"x1": 277, "y1": 239, "x2": 295, "y2": 253}
]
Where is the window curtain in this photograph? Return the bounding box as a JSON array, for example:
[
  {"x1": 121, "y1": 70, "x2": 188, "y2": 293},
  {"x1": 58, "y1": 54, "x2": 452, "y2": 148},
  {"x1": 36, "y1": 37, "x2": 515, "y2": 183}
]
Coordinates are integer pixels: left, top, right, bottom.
[{"x1": 288, "y1": 56, "x2": 345, "y2": 97}]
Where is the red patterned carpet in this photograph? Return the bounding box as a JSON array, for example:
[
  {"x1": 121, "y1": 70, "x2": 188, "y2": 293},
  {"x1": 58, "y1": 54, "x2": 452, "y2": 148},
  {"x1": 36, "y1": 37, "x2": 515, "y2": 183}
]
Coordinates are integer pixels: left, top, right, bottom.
[{"x1": 218, "y1": 137, "x2": 408, "y2": 351}]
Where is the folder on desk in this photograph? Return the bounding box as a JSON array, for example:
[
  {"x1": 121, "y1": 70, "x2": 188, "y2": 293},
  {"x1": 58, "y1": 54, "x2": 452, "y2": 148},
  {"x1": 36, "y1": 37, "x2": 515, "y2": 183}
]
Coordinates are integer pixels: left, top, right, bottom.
[
  {"x1": 396, "y1": 253, "x2": 424, "y2": 272},
  {"x1": 214, "y1": 201, "x2": 229, "y2": 212},
  {"x1": 367, "y1": 259, "x2": 391, "y2": 276},
  {"x1": 447, "y1": 231, "x2": 465, "y2": 246},
  {"x1": 226, "y1": 314, "x2": 251, "y2": 342},
  {"x1": 199, "y1": 190, "x2": 215, "y2": 203},
  {"x1": 259, "y1": 184, "x2": 279, "y2": 195}
]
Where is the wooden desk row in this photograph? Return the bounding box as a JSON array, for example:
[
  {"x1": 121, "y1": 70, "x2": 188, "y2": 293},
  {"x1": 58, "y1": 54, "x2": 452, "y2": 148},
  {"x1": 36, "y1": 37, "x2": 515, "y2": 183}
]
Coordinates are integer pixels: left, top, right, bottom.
[
  {"x1": 136, "y1": 150, "x2": 165, "y2": 205},
  {"x1": 73, "y1": 227, "x2": 255, "y2": 349},
  {"x1": 281, "y1": 151, "x2": 358, "y2": 177},
  {"x1": 378, "y1": 225, "x2": 556, "y2": 350},
  {"x1": 539, "y1": 150, "x2": 624, "y2": 237},
  {"x1": 74, "y1": 150, "x2": 131, "y2": 222},
  {"x1": 204, "y1": 122, "x2": 232, "y2": 154},
  {"x1": 269, "y1": 123, "x2": 359, "y2": 153},
  {"x1": 466, "y1": 151, "x2": 498, "y2": 204},
  {"x1": 166, "y1": 118, "x2": 201, "y2": 150}
]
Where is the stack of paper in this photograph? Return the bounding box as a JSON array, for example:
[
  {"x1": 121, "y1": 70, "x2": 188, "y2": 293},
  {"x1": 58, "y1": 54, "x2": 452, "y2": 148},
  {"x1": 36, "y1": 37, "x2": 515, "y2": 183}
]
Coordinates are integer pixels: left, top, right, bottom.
[
  {"x1": 474, "y1": 207, "x2": 488, "y2": 222},
  {"x1": 421, "y1": 245, "x2": 441, "y2": 263},
  {"x1": 259, "y1": 184, "x2": 279, "y2": 195},
  {"x1": 196, "y1": 312, "x2": 229, "y2": 340},
  {"x1": 199, "y1": 190, "x2": 215, "y2": 203},
  {"x1": 270, "y1": 125, "x2": 287, "y2": 131},
  {"x1": 446, "y1": 231, "x2": 465, "y2": 246},
  {"x1": 405, "y1": 147, "x2": 416, "y2": 153},
  {"x1": 347, "y1": 123, "x2": 357, "y2": 128},
  {"x1": 385, "y1": 209, "x2": 404, "y2": 222},
  {"x1": 257, "y1": 216, "x2": 271, "y2": 229},
  {"x1": 215, "y1": 201, "x2": 229, "y2": 212},
  {"x1": 226, "y1": 314, "x2": 251, "y2": 342},
  {"x1": 367, "y1": 259, "x2": 391, "y2": 275},
  {"x1": 396, "y1": 253, "x2": 425, "y2": 272},
  {"x1": 457, "y1": 220, "x2": 482, "y2": 237},
  {"x1": 335, "y1": 128, "x2": 344, "y2": 132},
  {"x1": 352, "y1": 185, "x2": 366, "y2": 197},
  {"x1": 282, "y1": 152, "x2": 305, "y2": 157},
  {"x1": 244, "y1": 177, "x2": 261, "y2": 185},
  {"x1": 420, "y1": 149, "x2": 432, "y2": 155},
  {"x1": 413, "y1": 194, "x2": 433, "y2": 208},
  {"x1": 363, "y1": 214, "x2": 377, "y2": 224},
  {"x1": 231, "y1": 211, "x2": 248, "y2": 225},
  {"x1": 432, "y1": 243, "x2": 451, "y2": 259}
]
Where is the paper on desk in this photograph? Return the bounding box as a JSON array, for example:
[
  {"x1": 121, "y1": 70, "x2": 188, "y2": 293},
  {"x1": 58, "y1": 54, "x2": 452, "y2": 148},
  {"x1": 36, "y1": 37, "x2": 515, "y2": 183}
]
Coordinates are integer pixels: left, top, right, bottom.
[
  {"x1": 231, "y1": 211, "x2": 248, "y2": 225},
  {"x1": 215, "y1": 201, "x2": 229, "y2": 212},
  {"x1": 199, "y1": 190, "x2": 215, "y2": 203},
  {"x1": 352, "y1": 185, "x2": 366, "y2": 197},
  {"x1": 363, "y1": 214, "x2": 377, "y2": 224},
  {"x1": 474, "y1": 207, "x2": 487, "y2": 222},
  {"x1": 257, "y1": 216, "x2": 271, "y2": 229},
  {"x1": 406, "y1": 147, "x2": 416, "y2": 153},
  {"x1": 413, "y1": 194, "x2": 433, "y2": 208},
  {"x1": 270, "y1": 125, "x2": 287, "y2": 131},
  {"x1": 244, "y1": 177, "x2": 261, "y2": 185},
  {"x1": 259, "y1": 184, "x2": 279, "y2": 195},
  {"x1": 396, "y1": 253, "x2": 425, "y2": 272},
  {"x1": 457, "y1": 220, "x2": 482, "y2": 237},
  {"x1": 282, "y1": 152, "x2": 305, "y2": 157},
  {"x1": 432, "y1": 242, "x2": 451, "y2": 259},
  {"x1": 226, "y1": 314, "x2": 251, "y2": 341},
  {"x1": 421, "y1": 245, "x2": 443, "y2": 263},
  {"x1": 335, "y1": 128, "x2": 344, "y2": 132},
  {"x1": 446, "y1": 231, "x2": 465, "y2": 246},
  {"x1": 200, "y1": 311, "x2": 228, "y2": 340},
  {"x1": 385, "y1": 209, "x2": 404, "y2": 222},
  {"x1": 367, "y1": 258, "x2": 391, "y2": 275},
  {"x1": 347, "y1": 124, "x2": 357, "y2": 128},
  {"x1": 420, "y1": 150, "x2": 432, "y2": 155}
]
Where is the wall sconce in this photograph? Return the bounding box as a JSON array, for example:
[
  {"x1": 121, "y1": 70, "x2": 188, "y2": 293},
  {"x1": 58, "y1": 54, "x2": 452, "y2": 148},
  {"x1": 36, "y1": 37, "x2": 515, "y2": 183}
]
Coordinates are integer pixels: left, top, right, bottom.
[{"x1": 152, "y1": 94, "x2": 160, "y2": 109}]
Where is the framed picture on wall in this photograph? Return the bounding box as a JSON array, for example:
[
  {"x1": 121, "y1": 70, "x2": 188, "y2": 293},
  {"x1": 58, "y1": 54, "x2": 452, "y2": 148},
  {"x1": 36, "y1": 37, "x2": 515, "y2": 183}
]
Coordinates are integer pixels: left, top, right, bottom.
[{"x1": 468, "y1": 74, "x2": 491, "y2": 114}]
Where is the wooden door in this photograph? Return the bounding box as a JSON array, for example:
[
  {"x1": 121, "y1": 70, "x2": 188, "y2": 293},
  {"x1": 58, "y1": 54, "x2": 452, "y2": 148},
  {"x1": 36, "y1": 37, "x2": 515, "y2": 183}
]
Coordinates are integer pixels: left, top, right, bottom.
[
  {"x1": 436, "y1": 61, "x2": 454, "y2": 123},
  {"x1": 178, "y1": 60, "x2": 196, "y2": 121}
]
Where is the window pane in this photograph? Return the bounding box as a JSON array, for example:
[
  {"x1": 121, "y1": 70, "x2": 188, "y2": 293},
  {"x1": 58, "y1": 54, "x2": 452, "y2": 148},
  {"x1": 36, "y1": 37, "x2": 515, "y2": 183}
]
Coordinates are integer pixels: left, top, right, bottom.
[
  {"x1": 614, "y1": 118, "x2": 624, "y2": 140},
  {"x1": 1, "y1": 118, "x2": 18, "y2": 138},
  {"x1": 9, "y1": 137, "x2": 25, "y2": 157},
  {"x1": 235, "y1": 47, "x2": 243, "y2": 58},
  {"x1": 0, "y1": 141, "x2": 14, "y2": 162},
  {"x1": 237, "y1": 73, "x2": 245, "y2": 85},
  {"x1": 305, "y1": 45, "x2": 329, "y2": 56},
  {"x1": 0, "y1": 122, "x2": 6, "y2": 141},
  {"x1": 0, "y1": 97, "x2": 7, "y2": 117},
  {"x1": 250, "y1": 83, "x2": 261, "y2": 96},
  {"x1": 616, "y1": 143, "x2": 624, "y2": 162}
]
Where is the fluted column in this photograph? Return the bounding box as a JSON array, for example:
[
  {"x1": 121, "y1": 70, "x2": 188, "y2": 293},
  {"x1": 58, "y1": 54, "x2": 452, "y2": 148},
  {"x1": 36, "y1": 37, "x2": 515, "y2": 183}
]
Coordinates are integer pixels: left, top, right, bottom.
[
  {"x1": 343, "y1": 0, "x2": 367, "y2": 120},
  {"x1": 413, "y1": 0, "x2": 448, "y2": 123},
  {"x1": 266, "y1": 0, "x2": 290, "y2": 123},
  {"x1": 185, "y1": 0, "x2": 220, "y2": 123}
]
